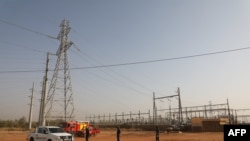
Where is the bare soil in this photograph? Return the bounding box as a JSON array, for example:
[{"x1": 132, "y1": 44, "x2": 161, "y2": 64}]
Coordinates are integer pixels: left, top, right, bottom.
[{"x1": 0, "y1": 130, "x2": 224, "y2": 141}]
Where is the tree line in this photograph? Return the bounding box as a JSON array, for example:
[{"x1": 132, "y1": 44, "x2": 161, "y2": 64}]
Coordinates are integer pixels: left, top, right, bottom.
[
  {"x1": 0, "y1": 117, "x2": 68, "y2": 130},
  {"x1": 0, "y1": 116, "x2": 29, "y2": 129}
]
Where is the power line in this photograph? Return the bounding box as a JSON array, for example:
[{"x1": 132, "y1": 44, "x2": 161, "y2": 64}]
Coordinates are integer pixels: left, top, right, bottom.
[
  {"x1": 72, "y1": 50, "x2": 155, "y2": 97},
  {"x1": 0, "y1": 40, "x2": 48, "y2": 53},
  {"x1": 0, "y1": 46, "x2": 250, "y2": 73},
  {"x1": 71, "y1": 46, "x2": 250, "y2": 69},
  {"x1": 0, "y1": 69, "x2": 44, "y2": 73},
  {"x1": 0, "y1": 19, "x2": 57, "y2": 39}
]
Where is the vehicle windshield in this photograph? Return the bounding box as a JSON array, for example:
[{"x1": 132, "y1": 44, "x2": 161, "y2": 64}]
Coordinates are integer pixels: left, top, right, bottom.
[{"x1": 48, "y1": 127, "x2": 65, "y2": 133}]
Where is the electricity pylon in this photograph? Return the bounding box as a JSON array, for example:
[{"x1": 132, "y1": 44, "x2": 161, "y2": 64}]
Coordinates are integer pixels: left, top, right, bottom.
[{"x1": 45, "y1": 19, "x2": 75, "y2": 123}]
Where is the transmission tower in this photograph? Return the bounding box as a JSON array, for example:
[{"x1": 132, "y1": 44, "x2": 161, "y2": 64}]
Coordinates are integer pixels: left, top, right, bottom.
[{"x1": 45, "y1": 19, "x2": 75, "y2": 123}]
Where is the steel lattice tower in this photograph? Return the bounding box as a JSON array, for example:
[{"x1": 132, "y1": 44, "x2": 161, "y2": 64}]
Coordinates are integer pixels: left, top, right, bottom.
[{"x1": 45, "y1": 19, "x2": 75, "y2": 123}]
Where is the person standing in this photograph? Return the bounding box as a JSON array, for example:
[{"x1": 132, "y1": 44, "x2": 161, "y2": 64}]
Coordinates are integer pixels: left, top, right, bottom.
[
  {"x1": 116, "y1": 126, "x2": 121, "y2": 141},
  {"x1": 85, "y1": 127, "x2": 90, "y2": 141},
  {"x1": 155, "y1": 126, "x2": 159, "y2": 141}
]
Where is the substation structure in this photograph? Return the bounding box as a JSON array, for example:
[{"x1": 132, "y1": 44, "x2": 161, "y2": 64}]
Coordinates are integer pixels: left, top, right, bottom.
[
  {"x1": 86, "y1": 102, "x2": 232, "y2": 125},
  {"x1": 233, "y1": 109, "x2": 250, "y2": 124},
  {"x1": 86, "y1": 88, "x2": 250, "y2": 131},
  {"x1": 86, "y1": 110, "x2": 151, "y2": 125},
  {"x1": 86, "y1": 103, "x2": 250, "y2": 131}
]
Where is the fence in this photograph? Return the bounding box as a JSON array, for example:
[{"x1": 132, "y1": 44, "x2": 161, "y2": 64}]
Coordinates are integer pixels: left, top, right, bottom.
[{"x1": 86, "y1": 110, "x2": 153, "y2": 125}]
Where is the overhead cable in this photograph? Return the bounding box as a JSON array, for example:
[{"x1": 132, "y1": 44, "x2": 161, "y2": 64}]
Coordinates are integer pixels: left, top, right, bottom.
[
  {"x1": 0, "y1": 19, "x2": 57, "y2": 39},
  {"x1": 71, "y1": 46, "x2": 250, "y2": 70},
  {"x1": 0, "y1": 46, "x2": 250, "y2": 73}
]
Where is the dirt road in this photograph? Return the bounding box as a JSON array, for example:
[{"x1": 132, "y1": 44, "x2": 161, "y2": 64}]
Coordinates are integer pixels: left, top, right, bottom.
[{"x1": 0, "y1": 130, "x2": 223, "y2": 141}]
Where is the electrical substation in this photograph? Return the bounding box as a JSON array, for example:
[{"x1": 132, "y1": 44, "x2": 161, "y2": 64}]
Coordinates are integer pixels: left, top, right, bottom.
[{"x1": 32, "y1": 19, "x2": 250, "y2": 132}]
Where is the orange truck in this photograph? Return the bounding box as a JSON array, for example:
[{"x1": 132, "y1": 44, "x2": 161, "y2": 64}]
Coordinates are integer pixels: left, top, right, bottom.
[{"x1": 60, "y1": 121, "x2": 100, "y2": 137}]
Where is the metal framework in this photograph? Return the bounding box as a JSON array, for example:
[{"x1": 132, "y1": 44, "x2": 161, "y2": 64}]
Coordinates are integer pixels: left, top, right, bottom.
[
  {"x1": 44, "y1": 19, "x2": 75, "y2": 123},
  {"x1": 86, "y1": 110, "x2": 151, "y2": 125},
  {"x1": 153, "y1": 87, "x2": 183, "y2": 125}
]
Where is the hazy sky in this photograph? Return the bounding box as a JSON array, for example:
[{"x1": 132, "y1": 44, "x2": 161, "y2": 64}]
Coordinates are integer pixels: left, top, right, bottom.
[{"x1": 1, "y1": 0, "x2": 250, "y2": 121}]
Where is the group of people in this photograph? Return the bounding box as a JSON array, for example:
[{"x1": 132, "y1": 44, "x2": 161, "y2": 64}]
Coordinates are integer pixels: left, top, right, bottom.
[{"x1": 84, "y1": 125, "x2": 159, "y2": 141}]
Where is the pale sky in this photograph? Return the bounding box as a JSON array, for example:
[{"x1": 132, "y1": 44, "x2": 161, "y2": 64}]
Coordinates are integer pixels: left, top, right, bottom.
[{"x1": 1, "y1": 0, "x2": 250, "y2": 121}]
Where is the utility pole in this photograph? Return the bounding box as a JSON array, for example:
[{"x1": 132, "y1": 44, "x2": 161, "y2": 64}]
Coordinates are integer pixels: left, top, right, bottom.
[
  {"x1": 38, "y1": 52, "x2": 50, "y2": 126},
  {"x1": 177, "y1": 87, "x2": 183, "y2": 126},
  {"x1": 227, "y1": 98, "x2": 231, "y2": 123},
  {"x1": 28, "y1": 82, "x2": 35, "y2": 130},
  {"x1": 153, "y1": 92, "x2": 157, "y2": 124}
]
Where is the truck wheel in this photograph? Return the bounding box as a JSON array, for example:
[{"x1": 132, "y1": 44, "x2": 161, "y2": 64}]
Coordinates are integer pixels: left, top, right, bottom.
[{"x1": 29, "y1": 138, "x2": 34, "y2": 141}]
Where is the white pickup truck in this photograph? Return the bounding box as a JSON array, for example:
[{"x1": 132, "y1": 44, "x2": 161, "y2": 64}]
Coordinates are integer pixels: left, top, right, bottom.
[{"x1": 27, "y1": 126, "x2": 74, "y2": 141}]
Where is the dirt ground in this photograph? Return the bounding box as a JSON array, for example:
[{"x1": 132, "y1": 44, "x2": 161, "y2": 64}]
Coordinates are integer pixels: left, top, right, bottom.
[{"x1": 0, "y1": 129, "x2": 224, "y2": 141}]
